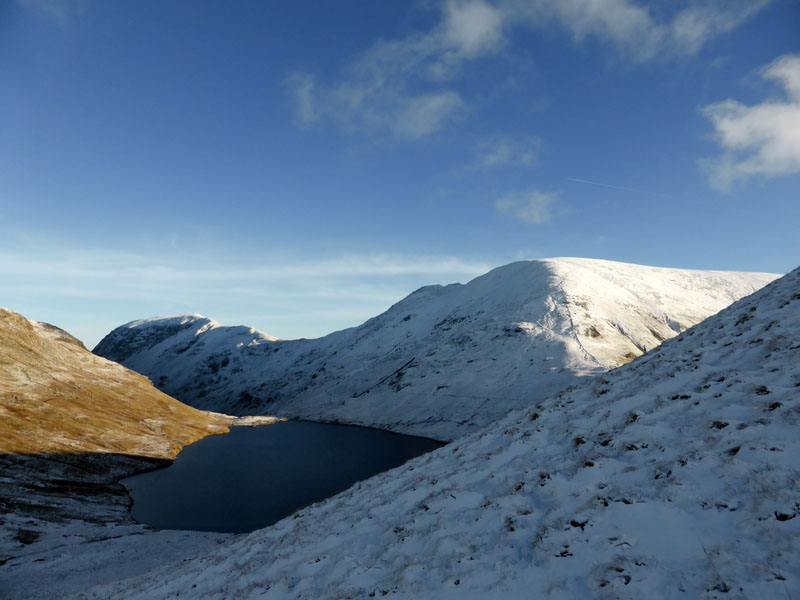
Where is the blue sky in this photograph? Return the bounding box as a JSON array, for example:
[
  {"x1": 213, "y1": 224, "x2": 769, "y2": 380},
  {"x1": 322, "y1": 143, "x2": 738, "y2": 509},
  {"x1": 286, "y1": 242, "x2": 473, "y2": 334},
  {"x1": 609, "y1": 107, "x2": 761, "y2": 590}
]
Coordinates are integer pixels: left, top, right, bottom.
[{"x1": 1, "y1": 0, "x2": 798, "y2": 347}]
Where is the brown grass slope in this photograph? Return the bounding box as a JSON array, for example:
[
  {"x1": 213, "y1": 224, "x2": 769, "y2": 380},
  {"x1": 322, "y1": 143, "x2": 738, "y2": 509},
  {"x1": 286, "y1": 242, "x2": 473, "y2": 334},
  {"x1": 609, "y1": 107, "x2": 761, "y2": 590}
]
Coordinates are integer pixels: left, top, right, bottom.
[{"x1": 0, "y1": 307, "x2": 231, "y2": 460}]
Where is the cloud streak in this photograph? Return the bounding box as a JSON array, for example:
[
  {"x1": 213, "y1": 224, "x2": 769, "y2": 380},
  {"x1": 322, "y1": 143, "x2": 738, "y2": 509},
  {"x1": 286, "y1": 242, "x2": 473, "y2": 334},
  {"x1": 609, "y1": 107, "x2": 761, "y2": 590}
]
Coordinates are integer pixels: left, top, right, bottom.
[
  {"x1": 0, "y1": 242, "x2": 496, "y2": 346},
  {"x1": 0, "y1": 251, "x2": 492, "y2": 282},
  {"x1": 566, "y1": 177, "x2": 673, "y2": 199},
  {"x1": 701, "y1": 54, "x2": 800, "y2": 190}
]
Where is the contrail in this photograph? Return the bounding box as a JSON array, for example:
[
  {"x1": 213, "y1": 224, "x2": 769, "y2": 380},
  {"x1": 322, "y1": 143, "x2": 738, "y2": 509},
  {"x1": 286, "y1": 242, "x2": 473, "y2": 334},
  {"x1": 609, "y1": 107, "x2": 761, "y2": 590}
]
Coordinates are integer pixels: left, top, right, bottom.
[{"x1": 566, "y1": 177, "x2": 672, "y2": 199}]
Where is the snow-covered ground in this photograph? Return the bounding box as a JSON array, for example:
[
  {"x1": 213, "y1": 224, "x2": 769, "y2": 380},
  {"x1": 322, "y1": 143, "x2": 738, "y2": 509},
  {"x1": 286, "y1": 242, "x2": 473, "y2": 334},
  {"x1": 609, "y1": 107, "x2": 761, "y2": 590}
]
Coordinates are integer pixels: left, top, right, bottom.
[
  {"x1": 0, "y1": 453, "x2": 233, "y2": 600},
  {"x1": 94, "y1": 258, "x2": 778, "y2": 441},
  {"x1": 79, "y1": 265, "x2": 800, "y2": 599}
]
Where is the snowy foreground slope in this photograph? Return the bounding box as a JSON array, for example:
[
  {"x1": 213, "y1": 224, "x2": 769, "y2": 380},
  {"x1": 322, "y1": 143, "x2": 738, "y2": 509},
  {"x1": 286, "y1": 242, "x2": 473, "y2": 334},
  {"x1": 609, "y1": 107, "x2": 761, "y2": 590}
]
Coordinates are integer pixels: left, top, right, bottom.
[
  {"x1": 95, "y1": 258, "x2": 777, "y2": 440},
  {"x1": 83, "y1": 266, "x2": 800, "y2": 600}
]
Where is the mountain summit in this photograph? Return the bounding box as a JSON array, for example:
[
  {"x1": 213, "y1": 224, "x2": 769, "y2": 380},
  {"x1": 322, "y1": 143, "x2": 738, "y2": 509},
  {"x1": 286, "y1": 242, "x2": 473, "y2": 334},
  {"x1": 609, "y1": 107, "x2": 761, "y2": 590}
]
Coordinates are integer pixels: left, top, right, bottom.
[{"x1": 95, "y1": 258, "x2": 777, "y2": 440}]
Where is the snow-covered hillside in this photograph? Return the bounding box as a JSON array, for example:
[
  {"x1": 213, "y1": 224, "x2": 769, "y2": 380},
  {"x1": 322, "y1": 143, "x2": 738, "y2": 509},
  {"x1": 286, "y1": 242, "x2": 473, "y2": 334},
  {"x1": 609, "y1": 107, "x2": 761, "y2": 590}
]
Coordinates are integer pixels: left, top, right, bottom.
[
  {"x1": 84, "y1": 265, "x2": 800, "y2": 599},
  {"x1": 95, "y1": 258, "x2": 778, "y2": 440}
]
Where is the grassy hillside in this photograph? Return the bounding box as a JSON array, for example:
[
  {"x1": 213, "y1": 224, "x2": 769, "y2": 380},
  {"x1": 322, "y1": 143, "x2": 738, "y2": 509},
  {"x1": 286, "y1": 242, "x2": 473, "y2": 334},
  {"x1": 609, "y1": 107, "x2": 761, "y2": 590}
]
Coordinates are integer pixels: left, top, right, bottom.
[{"x1": 0, "y1": 306, "x2": 231, "y2": 459}]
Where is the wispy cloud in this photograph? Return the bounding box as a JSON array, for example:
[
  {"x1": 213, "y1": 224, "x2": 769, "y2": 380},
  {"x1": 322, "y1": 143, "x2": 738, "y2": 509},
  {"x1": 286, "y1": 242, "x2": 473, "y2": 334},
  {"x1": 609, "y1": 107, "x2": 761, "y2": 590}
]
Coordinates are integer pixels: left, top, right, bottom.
[
  {"x1": 392, "y1": 92, "x2": 466, "y2": 139},
  {"x1": 0, "y1": 241, "x2": 496, "y2": 345},
  {"x1": 700, "y1": 54, "x2": 800, "y2": 190},
  {"x1": 474, "y1": 136, "x2": 542, "y2": 168},
  {"x1": 287, "y1": 1, "x2": 768, "y2": 139},
  {"x1": 285, "y1": 72, "x2": 316, "y2": 125},
  {"x1": 0, "y1": 247, "x2": 494, "y2": 290},
  {"x1": 286, "y1": 0, "x2": 504, "y2": 139},
  {"x1": 17, "y1": 0, "x2": 86, "y2": 25},
  {"x1": 669, "y1": 0, "x2": 769, "y2": 56},
  {"x1": 512, "y1": 0, "x2": 664, "y2": 61},
  {"x1": 495, "y1": 189, "x2": 557, "y2": 224},
  {"x1": 509, "y1": 0, "x2": 769, "y2": 62}
]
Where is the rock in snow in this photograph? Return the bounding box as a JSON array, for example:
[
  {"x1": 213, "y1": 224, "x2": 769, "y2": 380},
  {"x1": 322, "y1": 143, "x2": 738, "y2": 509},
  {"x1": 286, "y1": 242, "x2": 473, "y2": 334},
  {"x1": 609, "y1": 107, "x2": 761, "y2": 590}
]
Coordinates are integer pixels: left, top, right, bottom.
[
  {"x1": 95, "y1": 258, "x2": 778, "y2": 440},
  {"x1": 84, "y1": 265, "x2": 800, "y2": 599}
]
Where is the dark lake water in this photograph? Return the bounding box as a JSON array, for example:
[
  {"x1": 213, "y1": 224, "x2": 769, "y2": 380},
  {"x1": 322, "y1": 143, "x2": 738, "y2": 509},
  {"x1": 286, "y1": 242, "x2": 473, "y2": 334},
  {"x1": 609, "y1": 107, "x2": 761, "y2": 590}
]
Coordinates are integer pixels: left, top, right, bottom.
[{"x1": 121, "y1": 421, "x2": 443, "y2": 533}]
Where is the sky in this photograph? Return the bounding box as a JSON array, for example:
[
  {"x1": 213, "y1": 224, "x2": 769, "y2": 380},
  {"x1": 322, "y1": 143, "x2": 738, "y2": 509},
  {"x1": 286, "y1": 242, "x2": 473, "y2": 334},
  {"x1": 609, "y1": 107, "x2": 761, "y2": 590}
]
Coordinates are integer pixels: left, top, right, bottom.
[{"x1": 1, "y1": 0, "x2": 798, "y2": 348}]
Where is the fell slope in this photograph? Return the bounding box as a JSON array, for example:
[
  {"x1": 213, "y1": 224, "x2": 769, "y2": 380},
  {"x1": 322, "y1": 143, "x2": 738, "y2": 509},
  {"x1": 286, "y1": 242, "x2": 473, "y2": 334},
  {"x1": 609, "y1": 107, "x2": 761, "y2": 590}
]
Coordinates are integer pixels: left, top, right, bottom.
[
  {"x1": 0, "y1": 306, "x2": 231, "y2": 459},
  {"x1": 87, "y1": 266, "x2": 800, "y2": 599},
  {"x1": 0, "y1": 307, "x2": 238, "y2": 599},
  {"x1": 95, "y1": 258, "x2": 778, "y2": 440}
]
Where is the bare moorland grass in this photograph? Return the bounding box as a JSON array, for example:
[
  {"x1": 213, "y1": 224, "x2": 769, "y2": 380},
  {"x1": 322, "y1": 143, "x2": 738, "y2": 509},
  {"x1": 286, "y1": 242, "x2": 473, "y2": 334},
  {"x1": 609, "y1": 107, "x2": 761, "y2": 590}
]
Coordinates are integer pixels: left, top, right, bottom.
[{"x1": 0, "y1": 307, "x2": 232, "y2": 460}]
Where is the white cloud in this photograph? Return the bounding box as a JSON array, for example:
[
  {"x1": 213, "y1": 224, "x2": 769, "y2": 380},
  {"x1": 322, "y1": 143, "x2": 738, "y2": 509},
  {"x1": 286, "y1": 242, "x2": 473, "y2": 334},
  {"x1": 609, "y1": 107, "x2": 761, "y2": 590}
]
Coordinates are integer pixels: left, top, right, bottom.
[
  {"x1": 526, "y1": 0, "x2": 663, "y2": 61},
  {"x1": 443, "y1": 0, "x2": 505, "y2": 58},
  {"x1": 286, "y1": 0, "x2": 503, "y2": 139},
  {"x1": 508, "y1": 0, "x2": 770, "y2": 61},
  {"x1": 765, "y1": 53, "x2": 800, "y2": 100},
  {"x1": 287, "y1": 1, "x2": 767, "y2": 139},
  {"x1": 496, "y1": 190, "x2": 557, "y2": 224},
  {"x1": 670, "y1": 1, "x2": 769, "y2": 56},
  {"x1": 700, "y1": 54, "x2": 800, "y2": 190}
]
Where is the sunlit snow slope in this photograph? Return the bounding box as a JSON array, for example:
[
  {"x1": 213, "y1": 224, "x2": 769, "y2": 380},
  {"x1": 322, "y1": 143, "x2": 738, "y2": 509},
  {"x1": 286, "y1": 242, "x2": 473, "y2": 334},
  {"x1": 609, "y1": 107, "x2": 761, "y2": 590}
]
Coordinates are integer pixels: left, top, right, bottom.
[
  {"x1": 87, "y1": 266, "x2": 800, "y2": 599},
  {"x1": 94, "y1": 258, "x2": 777, "y2": 440}
]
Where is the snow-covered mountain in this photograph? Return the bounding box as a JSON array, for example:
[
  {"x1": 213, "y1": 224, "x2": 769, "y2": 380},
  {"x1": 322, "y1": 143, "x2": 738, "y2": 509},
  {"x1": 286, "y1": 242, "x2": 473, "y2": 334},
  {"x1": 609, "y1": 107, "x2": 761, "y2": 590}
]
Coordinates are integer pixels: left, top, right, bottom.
[
  {"x1": 84, "y1": 265, "x2": 800, "y2": 599},
  {"x1": 94, "y1": 258, "x2": 778, "y2": 440}
]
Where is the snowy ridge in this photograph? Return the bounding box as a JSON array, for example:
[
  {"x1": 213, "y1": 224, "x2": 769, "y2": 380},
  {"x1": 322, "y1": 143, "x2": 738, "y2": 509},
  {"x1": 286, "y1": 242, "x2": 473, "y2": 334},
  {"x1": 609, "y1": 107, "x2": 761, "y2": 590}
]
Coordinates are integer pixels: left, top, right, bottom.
[
  {"x1": 84, "y1": 266, "x2": 800, "y2": 599},
  {"x1": 97, "y1": 313, "x2": 278, "y2": 364},
  {"x1": 94, "y1": 258, "x2": 778, "y2": 440}
]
